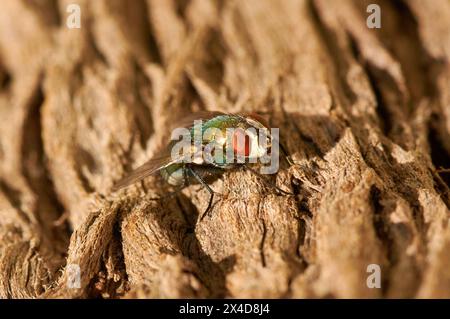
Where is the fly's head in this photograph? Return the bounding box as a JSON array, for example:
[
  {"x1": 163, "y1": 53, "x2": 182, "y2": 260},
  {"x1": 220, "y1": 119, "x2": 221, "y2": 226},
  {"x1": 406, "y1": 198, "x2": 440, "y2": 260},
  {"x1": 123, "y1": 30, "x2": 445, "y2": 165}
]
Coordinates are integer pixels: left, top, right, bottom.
[{"x1": 231, "y1": 113, "x2": 272, "y2": 162}]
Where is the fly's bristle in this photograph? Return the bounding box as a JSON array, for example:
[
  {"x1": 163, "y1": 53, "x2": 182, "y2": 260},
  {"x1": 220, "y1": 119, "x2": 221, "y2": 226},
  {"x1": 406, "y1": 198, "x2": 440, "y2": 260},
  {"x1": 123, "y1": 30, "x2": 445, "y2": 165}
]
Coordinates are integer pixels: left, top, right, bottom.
[{"x1": 243, "y1": 112, "x2": 270, "y2": 128}]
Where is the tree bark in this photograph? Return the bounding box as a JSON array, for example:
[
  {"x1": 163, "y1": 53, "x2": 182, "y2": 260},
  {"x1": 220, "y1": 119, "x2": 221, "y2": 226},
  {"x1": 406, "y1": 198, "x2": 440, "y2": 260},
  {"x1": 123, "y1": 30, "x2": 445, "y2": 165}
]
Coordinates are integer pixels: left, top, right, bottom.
[{"x1": 0, "y1": 0, "x2": 449, "y2": 298}]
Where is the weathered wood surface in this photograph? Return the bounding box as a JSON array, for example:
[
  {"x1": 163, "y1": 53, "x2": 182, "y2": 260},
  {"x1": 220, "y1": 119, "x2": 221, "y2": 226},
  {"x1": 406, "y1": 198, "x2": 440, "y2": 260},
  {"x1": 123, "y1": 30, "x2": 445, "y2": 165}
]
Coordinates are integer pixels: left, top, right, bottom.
[{"x1": 0, "y1": 0, "x2": 449, "y2": 298}]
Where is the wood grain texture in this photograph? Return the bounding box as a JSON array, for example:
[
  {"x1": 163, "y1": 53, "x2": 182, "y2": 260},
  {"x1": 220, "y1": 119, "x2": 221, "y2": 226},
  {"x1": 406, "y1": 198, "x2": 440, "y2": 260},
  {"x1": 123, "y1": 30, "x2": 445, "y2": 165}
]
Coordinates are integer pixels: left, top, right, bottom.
[{"x1": 0, "y1": 0, "x2": 449, "y2": 298}]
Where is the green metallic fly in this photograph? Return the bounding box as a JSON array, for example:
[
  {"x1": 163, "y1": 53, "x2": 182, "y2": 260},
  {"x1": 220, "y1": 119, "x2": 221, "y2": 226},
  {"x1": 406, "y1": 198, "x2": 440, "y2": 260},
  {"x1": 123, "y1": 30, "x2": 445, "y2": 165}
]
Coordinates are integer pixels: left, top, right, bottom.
[{"x1": 113, "y1": 111, "x2": 292, "y2": 219}]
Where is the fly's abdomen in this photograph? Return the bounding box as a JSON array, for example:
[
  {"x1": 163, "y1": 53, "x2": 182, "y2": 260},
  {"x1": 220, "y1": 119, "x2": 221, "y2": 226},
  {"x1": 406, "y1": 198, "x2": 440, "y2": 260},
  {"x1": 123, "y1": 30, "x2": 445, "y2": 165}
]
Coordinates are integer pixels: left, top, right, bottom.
[{"x1": 160, "y1": 164, "x2": 185, "y2": 186}]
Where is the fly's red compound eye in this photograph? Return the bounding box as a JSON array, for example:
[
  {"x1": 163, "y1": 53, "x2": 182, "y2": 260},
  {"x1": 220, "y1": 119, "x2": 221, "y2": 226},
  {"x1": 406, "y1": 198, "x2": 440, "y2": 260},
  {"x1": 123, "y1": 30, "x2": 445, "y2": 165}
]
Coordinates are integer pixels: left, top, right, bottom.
[{"x1": 232, "y1": 128, "x2": 251, "y2": 156}]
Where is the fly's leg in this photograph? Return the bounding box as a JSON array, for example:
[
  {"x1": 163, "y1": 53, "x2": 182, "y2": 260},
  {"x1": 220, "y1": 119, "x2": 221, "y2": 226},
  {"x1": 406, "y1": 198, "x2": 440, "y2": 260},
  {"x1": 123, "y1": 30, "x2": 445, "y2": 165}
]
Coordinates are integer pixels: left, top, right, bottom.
[
  {"x1": 279, "y1": 142, "x2": 294, "y2": 166},
  {"x1": 271, "y1": 134, "x2": 293, "y2": 166},
  {"x1": 187, "y1": 166, "x2": 218, "y2": 221},
  {"x1": 244, "y1": 165, "x2": 294, "y2": 196}
]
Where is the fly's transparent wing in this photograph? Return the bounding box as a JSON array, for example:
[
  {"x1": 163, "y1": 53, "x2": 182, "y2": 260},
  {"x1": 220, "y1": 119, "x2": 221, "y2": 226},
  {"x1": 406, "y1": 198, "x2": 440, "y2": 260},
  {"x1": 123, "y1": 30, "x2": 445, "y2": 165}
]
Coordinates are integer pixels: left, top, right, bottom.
[
  {"x1": 112, "y1": 155, "x2": 176, "y2": 191},
  {"x1": 112, "y1": 143, "x2": 205, "y2": 191}
]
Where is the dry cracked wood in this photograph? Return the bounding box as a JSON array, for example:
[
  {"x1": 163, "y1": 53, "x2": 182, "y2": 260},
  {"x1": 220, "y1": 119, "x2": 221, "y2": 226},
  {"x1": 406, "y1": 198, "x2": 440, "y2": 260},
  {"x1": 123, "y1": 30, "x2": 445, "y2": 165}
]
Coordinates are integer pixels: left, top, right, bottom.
[{"x1": 0, "y1": 0, "x2": 449, "y2": 298}]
